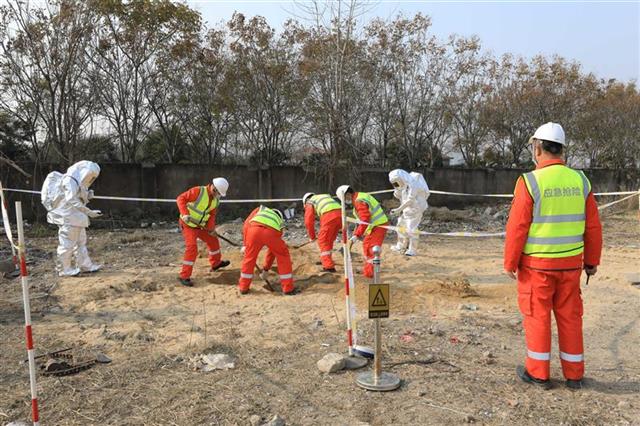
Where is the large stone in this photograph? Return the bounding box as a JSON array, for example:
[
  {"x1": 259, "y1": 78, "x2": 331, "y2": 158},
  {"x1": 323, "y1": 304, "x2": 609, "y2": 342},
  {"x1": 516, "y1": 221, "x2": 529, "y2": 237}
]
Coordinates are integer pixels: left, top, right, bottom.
[
  {"x1": 249, "y1": 414, "x2": 262, "y2": 426},
  {"x1": 317, "y1": 353, "x2": 346, "y2": 373},
  {"x1": 343, "y1": 356, "x2": 368, "y2": 370},
  {"x1": 201, "y1": 353, "x2": 235, "y2": 371}
]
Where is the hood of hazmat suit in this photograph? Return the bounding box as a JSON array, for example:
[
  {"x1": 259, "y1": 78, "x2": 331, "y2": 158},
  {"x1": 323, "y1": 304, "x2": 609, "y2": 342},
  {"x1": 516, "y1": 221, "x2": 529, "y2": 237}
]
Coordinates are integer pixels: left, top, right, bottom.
[{"x1": 46, "y1": 161, "x2": 101, "y2": 228}]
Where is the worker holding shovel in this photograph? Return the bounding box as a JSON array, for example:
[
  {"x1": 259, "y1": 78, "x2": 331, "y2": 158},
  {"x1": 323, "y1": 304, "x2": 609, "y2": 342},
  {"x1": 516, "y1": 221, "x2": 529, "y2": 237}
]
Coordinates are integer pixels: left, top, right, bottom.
[
  {"x1": 302, "y1": 193, "x2": 342, "y2": 273},
  {"x1": 176, "y1": 178, "x2": 231, "y2": 287},
  {"x1": 238, "y1": 206, "x2": 297, "y2": 295}
]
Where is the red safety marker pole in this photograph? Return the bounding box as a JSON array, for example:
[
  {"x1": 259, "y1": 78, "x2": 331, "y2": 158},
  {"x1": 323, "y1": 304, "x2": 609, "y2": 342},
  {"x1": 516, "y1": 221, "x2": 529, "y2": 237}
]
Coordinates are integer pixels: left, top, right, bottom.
[
  {"x1": 15, "y1": 202, "x2": 40, "y2": 425},
  {"x1": 341, "y1": 195, "x2": 355, "y2": 356}
]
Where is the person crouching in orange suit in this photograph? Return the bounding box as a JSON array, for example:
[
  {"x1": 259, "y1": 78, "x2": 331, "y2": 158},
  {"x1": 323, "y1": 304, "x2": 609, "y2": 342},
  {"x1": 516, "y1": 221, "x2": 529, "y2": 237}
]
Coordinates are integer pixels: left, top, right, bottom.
[
  {"x1": 238, "y1": 206, "x2": 297, "y2": 295},
  {"x1": 504, "y1": 122, "x2": 602, "y2": 390},
  {"x1": 336, "y1": 185, "x2": 389, "y2": 278},
  {"x1": 302, "y1": 193, "x2": 342, "y2": 272},
  {"x1": 176, "y1": 178, "x2": 231, "y2": 287}
]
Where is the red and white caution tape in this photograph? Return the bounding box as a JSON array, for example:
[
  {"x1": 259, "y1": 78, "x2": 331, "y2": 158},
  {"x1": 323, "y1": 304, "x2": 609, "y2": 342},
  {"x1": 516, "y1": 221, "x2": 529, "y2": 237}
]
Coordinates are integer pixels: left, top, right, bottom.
[
  {"x1": 3, "y1": 186, "x2": 638, "y2": 204},
  {"x1": 347, "y1": 217, "x2": 506, "y2": 238},
  {"x1": 15, "y1": 202, "x2": 40, "y2": 426},
  {"x1": 597, "y1": 191, "x2": 640, "y2": 211}
]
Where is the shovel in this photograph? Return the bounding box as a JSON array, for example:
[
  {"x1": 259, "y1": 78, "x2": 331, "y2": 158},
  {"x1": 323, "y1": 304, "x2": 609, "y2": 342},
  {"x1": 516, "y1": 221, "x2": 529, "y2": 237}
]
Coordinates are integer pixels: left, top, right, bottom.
[
  {"x1": 255, "y1": 265, "x2": 275, "y2": 292},
  {"x1": 216, "y1": 233, "x2": 241, "y2": 247}
]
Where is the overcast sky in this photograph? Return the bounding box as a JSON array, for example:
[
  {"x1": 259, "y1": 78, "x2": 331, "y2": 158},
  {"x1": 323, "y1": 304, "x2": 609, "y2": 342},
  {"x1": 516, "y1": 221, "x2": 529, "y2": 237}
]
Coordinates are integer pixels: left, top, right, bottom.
[{"x1": 187, "y1": 0, "x2": 640, "y2": 82}]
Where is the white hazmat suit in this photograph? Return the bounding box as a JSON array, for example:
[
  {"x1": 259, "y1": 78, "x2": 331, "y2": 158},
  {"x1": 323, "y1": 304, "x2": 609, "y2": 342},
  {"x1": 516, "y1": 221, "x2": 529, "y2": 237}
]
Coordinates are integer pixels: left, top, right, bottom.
[
  {"x1": 389, "y1": 169, "x2": 430, "y2": 256},
  {"x1": 42, "y1": 161, "x2": 102, "y2": 276}
]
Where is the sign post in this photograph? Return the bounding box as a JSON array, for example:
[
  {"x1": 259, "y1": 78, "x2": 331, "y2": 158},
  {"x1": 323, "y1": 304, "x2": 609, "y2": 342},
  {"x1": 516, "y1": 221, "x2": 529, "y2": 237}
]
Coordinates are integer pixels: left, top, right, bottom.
[{"x1": 356, "y1": 245, "x2": 401, "y2": 391}]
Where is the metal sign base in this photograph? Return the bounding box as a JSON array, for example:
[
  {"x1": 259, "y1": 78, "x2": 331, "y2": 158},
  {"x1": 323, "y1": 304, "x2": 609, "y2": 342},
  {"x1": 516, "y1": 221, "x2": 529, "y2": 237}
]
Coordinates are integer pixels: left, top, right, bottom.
[{"x1": 356, "y1": 371, "x2": 401, "y2": 391}]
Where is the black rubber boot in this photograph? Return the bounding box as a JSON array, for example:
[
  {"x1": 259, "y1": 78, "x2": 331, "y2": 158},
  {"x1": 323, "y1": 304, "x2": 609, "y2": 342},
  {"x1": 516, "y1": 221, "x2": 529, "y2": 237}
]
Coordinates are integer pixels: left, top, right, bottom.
[
  {"x1": 211, "y1": 260, "x2": 230, "y2": 271},
  {"x1": 516, "y1": 365, "x2": 552, "y2": 390},
  {"x1": 178, "y1": 277, "x2": 193, "y2": 287}
]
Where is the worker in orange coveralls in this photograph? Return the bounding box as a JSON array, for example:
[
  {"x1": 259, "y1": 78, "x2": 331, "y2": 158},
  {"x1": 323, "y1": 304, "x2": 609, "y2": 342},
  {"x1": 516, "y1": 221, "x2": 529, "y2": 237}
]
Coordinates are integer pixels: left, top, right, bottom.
[
  {"x1": 238, "y1": 206, "x2": 297, "y2": 295},
  {"x1": 302, "y1": 193, "x2": 342, "y2": 272},
  {"x1": 504, "y1": 122, "x2": 602, "y2": 390},
  {"x1": 176, "y1": 178, "x2": 231, "y2": 287},
  {"x1": 336, "y1": 185, "x2": 389, "y2": 278}
]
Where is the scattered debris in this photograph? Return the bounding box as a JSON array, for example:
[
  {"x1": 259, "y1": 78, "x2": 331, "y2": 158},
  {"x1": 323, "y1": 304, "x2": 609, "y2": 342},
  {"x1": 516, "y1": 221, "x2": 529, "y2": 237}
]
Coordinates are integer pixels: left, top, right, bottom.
[
  {"x1": 400, "y1": 330, "x2": 416, "y2": 343},
  {"x1": 263, "y1": 414, "x2": 286, "y2": 426},
  {"x1": 428, "y1": 325, "x2": 445, "y2": 336},
  {"x1": 96, "y1": 353, "x2": 112, "y2": 364},
  {"x1": 459, "y1": 304, "x2": 479, "y2": 311},
  {"x1": 194, "y1": 353, "x2": 236, "y2": 372},
  {"x1": 317, "y1": 353, "x2": 346, "y2": 373}
]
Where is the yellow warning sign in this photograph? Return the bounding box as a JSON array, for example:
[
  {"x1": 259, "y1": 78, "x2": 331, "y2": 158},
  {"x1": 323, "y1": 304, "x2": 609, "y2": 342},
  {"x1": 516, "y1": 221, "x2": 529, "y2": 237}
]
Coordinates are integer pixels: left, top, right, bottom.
[{"x1": 368, "y1": 284, "x2": 389, "y2": 318}]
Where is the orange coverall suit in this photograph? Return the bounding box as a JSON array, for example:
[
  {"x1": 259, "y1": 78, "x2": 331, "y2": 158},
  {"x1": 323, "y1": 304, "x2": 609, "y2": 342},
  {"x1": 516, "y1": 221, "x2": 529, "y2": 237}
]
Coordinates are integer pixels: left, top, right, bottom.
[
  {"x1": 239, "y1": 207, "x2": 294, "y2": 293},
  {"x1": 305, "y1": 205, "x2": 342, "y2": 269},
  {"x1": 177, "y1": 186, "x2": 223, "y2": 280},
  {"x1": 353, "y1": 193, "x2": 388, "y2": 278},
  {"x1": 504, "y1": 159, "x2": 602, "y2": 381}
]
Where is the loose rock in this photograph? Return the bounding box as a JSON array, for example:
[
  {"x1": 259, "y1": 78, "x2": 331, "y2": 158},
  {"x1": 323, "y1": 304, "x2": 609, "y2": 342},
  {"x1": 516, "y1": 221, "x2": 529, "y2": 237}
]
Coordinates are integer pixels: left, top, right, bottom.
[
  {"x1": 317, "y1": 353, "x2": 346, "y2": 373},
  {"x1": 263, "y1": 415, "x2": 285, "y2": 426},
  {"x1": 459, "y1": 304, "x2": 479, "y2": 311},
  {"x1": 198, "y1": 353, "x2": 236, "y2": 372},
  {"x1": 249, "y1": 414, "x2": 262, "y2": 426},
  {"x1": 96, "y1": 353, "x2": 112, "y2": 364}
]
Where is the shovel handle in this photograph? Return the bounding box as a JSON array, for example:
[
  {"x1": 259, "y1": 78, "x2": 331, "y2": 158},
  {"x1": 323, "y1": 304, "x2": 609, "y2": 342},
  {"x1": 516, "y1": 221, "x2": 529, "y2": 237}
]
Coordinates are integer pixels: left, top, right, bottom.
[{"x1": 217, "y1": 233, "x2": 241, "y2": 247}]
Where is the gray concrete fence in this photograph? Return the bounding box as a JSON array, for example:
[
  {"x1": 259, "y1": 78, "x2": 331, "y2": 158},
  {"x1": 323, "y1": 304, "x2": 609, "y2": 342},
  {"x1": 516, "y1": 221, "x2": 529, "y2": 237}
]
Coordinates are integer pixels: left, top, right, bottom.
[{"x1": 2, "y1": 163, "x2": 639, "y2": 223}]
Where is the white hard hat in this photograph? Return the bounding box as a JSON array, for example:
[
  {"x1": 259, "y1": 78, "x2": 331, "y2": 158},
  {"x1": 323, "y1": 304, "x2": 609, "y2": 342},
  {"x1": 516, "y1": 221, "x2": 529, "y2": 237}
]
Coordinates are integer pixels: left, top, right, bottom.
[
  {"x1": 212, "y1": 177, "x2": 229, "y2": 197},
  {"x1": 302, "y1": 192, "x2": 315, "y2": 204},
  {"x1": 532, "y1": 122, "x2": 566, "y2": 146},
  {"x1": 335, "y1": 185, "x2": 352, "y2": 203}
]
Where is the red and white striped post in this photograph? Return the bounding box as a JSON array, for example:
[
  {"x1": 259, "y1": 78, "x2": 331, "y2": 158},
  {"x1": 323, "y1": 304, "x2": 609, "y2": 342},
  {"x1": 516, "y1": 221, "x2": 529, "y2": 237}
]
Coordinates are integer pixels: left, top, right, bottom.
[
  {"x1": 341, "y1": 194, "x2": 355, "y2": 356},
  {"x1": 15, "y1": 202, "x2": 39, "y2": 425}
]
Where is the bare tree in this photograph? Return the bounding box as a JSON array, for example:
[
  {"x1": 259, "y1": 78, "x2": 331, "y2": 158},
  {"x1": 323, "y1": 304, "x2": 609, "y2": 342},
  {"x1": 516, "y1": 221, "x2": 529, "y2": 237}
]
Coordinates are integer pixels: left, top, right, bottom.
[
  {"x1": 89, "y1": 0, "x2": 200, "y2": 162},
  {"x1": 0, "y1": 0, "x2": 96, "y2": 164}
]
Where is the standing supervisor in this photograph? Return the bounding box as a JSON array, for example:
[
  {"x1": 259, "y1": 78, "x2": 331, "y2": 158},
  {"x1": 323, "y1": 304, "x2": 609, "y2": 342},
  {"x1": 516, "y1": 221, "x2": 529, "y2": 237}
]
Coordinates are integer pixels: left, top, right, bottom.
[{"x1": 504, "y1": 122, "x2": 602, "y2": 390}]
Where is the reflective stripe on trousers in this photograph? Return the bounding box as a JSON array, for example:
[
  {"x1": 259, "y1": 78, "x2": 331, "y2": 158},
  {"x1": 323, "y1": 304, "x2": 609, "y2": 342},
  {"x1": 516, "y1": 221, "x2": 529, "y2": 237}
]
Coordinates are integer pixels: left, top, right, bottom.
[
  {"x1": 560, "y1": 352, "x2": 583, "y2": 362},
  {"x1": 527, "y1": 350, "x2": 550, "y2": 361}
]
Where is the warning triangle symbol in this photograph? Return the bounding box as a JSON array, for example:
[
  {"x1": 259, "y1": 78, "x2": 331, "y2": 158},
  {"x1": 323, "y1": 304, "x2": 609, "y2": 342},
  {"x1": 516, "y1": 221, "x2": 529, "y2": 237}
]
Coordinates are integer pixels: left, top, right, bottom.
[{"x1": 372, "y1": 289, "x2": 387, "y2": 307}]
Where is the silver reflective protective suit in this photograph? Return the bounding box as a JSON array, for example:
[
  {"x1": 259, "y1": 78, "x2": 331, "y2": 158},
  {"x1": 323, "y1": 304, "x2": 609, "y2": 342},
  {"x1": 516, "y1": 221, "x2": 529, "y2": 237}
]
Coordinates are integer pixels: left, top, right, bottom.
[
  {"x1": 45, "y1": 161, "x2": 102, "y2": 276},
  {"x1": 388, "y1": 169, "x2": 430, "y2": 256}
]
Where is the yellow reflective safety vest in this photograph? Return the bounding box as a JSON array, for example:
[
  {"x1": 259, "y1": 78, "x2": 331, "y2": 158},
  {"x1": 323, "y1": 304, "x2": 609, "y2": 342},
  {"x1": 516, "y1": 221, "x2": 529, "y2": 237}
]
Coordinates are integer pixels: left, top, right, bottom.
[
  {"x1": 250, "y1": 206, "x2": 284, "y2": 231},
  {"x1": 353, "y1": 192, "x2": 388, "y2": 234},
  {"x1": 522, "y1": 164, "x2": 590, "y2": 258},
  {"x1": 308, "y1": 194, "x2": 341, "y2": 217},
  {"x1": 184, "y1": 186, "x2": 219, "y2": 228}
]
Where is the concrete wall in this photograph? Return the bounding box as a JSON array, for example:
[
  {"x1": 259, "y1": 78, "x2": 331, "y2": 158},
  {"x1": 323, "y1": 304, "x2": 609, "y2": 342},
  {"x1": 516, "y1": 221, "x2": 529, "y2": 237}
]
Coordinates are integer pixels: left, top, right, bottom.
[{"x1": 2, "y1": 163, "x2": 639, "y2": 222}]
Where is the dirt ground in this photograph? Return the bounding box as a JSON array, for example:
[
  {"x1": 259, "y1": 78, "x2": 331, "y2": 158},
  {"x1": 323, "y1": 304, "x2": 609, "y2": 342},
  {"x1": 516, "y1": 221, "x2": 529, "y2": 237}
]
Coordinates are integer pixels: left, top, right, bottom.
[{"x1": 1, "y1": 209, "x2": 639, "y2": 425}]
